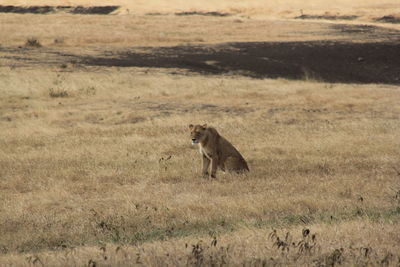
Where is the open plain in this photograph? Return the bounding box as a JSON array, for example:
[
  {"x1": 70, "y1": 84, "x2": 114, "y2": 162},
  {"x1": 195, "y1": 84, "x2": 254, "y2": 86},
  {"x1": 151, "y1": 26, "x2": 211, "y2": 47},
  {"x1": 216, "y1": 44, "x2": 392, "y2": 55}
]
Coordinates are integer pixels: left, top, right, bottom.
[{"x1": 0, "y1": 0, "x2": 400, "y2": 266}]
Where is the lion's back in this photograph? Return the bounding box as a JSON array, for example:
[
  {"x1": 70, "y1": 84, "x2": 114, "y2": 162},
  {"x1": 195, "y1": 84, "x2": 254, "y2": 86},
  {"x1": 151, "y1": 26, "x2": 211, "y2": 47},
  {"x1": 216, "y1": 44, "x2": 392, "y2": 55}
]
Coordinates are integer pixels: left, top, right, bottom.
[{"x1": 205, "y1": 128, "x2": 249, "y2": 172}]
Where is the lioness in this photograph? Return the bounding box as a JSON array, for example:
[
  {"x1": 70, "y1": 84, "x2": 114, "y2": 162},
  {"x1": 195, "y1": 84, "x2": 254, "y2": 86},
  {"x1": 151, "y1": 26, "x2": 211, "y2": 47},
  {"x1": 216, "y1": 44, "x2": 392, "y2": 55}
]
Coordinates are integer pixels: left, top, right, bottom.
[{"x1": 189, "y1": 124, "x2": 249, "y2": 178}]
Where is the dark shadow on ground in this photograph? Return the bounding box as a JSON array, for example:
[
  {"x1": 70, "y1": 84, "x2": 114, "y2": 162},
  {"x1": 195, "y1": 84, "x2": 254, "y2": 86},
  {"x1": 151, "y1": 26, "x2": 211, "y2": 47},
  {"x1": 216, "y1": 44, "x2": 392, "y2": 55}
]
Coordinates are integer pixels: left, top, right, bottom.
[
  {"x1": 375, "y1": 15, "x2": 400, "y2": 24},
  {"x1": 83, "y1": 41, "x2": 400, "y2": 84},
  {"x1": 295, "y1": 14, "x2": 358, "y2": 20},
  {"x1": 175, "y1": 11, "x2": 231, "y2": 17},
  {"x1": 0, "y1": 5, "x2": 54, "y2": 14},
  {"x1": 0, "y1": 5, "x2": 119, "y2": 14}
]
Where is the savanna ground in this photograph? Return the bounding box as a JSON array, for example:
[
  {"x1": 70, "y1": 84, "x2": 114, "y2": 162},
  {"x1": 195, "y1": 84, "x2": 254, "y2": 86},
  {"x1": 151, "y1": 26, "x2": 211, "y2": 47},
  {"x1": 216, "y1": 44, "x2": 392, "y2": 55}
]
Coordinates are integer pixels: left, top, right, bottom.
[{"x1": 1, "y1": 1, "x2": 400, "y2": 266}]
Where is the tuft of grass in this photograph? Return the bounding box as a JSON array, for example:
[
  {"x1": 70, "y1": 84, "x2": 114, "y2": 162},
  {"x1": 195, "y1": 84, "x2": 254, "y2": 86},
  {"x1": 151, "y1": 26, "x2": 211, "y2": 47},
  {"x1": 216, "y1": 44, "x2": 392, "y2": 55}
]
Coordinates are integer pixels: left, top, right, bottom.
[
  {"x1": 25, "y1": 37, "x2": 42, "y2": 48},
  {"x1": 53, "y1": 37, "x2": 65, "y2": 44},
  {"x1": 78, "y1": 86, "x2": 96, "y2": 96},
  {"x1": 48, "y1": 87, "x2": 68, "y2": 98}
]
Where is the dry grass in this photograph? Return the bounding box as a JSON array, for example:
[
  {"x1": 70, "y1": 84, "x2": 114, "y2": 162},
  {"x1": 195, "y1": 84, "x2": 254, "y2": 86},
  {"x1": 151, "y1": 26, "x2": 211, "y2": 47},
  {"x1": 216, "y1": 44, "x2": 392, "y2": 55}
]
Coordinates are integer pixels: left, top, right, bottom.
[
  {"x1": 1, "y1": 0, "x2": 400, "y2": 48},
  {"x1": 1, "y1": 221, "x2": 400, "y2": 266},
  {"x1": 0, "y1": 67, "x2": 399, "y2": 265},
  {"x1": 1, "y1": 1, "x2": 400, "y2": 265},
  {"x1": 0, "y1": 13, "x2": 373, "y2": 48},
  {"x1": 2, "y1": 0, "x2": 400, "y2": 18}
]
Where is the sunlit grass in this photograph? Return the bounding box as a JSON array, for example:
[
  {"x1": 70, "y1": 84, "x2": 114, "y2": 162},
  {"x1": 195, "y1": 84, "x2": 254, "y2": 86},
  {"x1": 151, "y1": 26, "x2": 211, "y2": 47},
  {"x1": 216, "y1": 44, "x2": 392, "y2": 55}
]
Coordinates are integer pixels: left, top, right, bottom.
[{"x1": 0, "y1": 67, "x2": 399, "y2": 265}]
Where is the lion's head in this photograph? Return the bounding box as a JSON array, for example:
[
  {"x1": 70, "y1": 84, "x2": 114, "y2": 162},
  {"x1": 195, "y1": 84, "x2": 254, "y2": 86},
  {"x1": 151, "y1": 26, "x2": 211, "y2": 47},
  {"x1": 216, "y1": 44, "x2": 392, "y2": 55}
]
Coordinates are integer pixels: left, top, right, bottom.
[{"x1": 189, "y1": 124, "x2": 207, "y2": 145}]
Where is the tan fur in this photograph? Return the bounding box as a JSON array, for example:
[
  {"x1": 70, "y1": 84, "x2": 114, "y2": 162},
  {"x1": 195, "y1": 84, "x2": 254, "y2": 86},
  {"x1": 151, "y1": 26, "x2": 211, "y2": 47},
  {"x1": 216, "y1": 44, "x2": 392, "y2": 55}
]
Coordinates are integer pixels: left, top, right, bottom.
[{"x1": 189, "y1": 124, "x2": 249, "y2": 178}]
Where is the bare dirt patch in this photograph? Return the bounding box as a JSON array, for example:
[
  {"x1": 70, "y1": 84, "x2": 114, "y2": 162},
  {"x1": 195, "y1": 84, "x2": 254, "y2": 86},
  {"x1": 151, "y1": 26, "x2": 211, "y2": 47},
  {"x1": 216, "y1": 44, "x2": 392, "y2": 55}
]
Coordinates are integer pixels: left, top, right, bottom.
[
  {"x1": 1, "y1": 20, "x2": 398, "y2": 84},
  {"x1": 0, "y1": 5, "x2": 54, "y2": 14},
  {"x1": 69, "y1": 6, "x2": 119, "y2": 15},
  {"x1": 83, "y1": 40, "x2": 400, "y2": 84},
  {"x1": 295, "y1": 14, "x2": 359, "y2": 20},
  {"x1": 0, "y1": 5, "x2": 119, "y2": 14},
  {"x1": 175, "y1": 11, "x2": 231, "y2": 17},
  {"x1": 375, "y1": 15, "x2": 400, "y2": 24}
]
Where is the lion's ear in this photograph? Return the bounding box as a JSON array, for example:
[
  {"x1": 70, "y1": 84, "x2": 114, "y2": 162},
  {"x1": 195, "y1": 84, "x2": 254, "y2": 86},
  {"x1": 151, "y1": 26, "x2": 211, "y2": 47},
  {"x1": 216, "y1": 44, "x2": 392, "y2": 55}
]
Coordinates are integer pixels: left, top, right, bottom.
[
  {"x1": 202, "y1": 124, "x2": 207, "y2": 129},
  {"x1": 189, "y1": 124, "x2": 194, "y2": 130}
]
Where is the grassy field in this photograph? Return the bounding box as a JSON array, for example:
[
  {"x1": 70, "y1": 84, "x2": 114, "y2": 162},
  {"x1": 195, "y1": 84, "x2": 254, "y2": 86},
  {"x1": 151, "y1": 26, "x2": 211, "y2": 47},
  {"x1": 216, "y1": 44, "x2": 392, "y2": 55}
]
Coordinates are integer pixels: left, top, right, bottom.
[
  {"x1": 2, "y1": 0, "x2": 400, "y2": 19},
  {"x1": 1, "y1": 1, "x2": 400, "y2": 266}
]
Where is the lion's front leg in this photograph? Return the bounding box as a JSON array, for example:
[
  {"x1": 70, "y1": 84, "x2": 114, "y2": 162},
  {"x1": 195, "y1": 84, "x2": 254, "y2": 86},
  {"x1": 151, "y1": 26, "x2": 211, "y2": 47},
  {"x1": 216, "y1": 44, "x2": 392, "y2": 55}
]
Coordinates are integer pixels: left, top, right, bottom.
[
  {"x1": 210, "y1": 156, "x2": 218, "y2": 178},
  {"x1": 202, "y1": 154, "x2": 210, "y2": 177}
]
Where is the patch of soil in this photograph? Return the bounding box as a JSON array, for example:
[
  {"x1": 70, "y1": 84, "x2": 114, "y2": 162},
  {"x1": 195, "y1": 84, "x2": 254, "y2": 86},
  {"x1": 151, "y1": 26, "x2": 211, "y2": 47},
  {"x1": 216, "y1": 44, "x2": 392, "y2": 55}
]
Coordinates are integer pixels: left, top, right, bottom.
[
  {"x1": 0, "y1": 5, "x2": 54, "y2": 14},
  {"x1": 0, "y1": 5, "x2": 119, "y2": 14},
  {"x1": 56, "y1": 6, "x2": 73, "y2": 9},
  {"x1": 296, "y1": 14, "x2": 358, "y2": 21},
  {"x1": 331, "y1": 24, "x2": 377, "y2": 34},
  {"x1": 70, "y1": 6, "x2": 119, "y2": 15},
  {"x1": 82, "y1": 40, "x2": 400, "y2": 84},
  {"x1": 375, "y1": 15, "x2": 400, "y2": 24},
  {"x1": 145, "y1": 12, "x2": 166, "y2": 16},
  {"x1": 175, "y1": 11, "x2": 231, "y2": 17},
  {"x1": 137, "y1": 102, "x2": 254, "y2": 116}
]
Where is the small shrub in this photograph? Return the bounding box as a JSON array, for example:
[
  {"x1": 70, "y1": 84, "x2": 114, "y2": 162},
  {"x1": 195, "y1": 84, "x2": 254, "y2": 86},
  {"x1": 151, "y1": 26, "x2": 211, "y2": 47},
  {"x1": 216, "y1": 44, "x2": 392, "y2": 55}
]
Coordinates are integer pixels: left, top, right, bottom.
[
  {"x1": 78, "y1": 86, "x2": 96, "y2": 96},
  {"x1": 49, "y1": 88, "x2": 68, "y2": 98},
  {"x1": 25, "y1": 37, "x2": 42, "y2": 48},
  {"x1": 53, "y1": 37, "x2": 64, "y2": 44}
]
